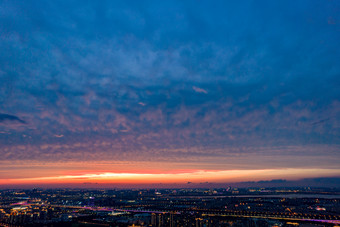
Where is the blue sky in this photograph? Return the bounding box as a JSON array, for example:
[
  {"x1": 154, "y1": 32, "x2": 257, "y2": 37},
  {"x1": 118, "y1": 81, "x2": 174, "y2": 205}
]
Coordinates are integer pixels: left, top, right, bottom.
[{"x1": 0, "y1": 1, "x2": 339, "y2": 183}]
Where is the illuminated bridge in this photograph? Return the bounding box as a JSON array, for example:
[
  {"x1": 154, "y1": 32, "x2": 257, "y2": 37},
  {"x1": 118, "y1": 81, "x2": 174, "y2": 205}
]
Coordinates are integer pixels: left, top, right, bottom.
[{"x1": 10, "y1": 203, "x2": 340, "y2": 226}]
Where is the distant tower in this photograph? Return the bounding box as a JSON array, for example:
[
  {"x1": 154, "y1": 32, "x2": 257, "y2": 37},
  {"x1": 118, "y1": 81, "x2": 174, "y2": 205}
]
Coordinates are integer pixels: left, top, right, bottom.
[
  {"x1": 195, "y1": 218, "x2": 203, "y2": 227},
  {"x1": 157, "y1": 213, "x2": 164, "y2": 227},
  {"x1": 170, "y1": 212, "x2": 174, "y2": 227},
  {"x1": 151, "y1": 213, "x2": 157, "y2": 226}
]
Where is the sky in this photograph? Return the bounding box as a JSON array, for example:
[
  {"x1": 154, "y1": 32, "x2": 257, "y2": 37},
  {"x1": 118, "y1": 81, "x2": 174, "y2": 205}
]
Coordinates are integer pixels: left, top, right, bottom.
[{"x1": 0, "y1": 0, "x2": 340, "y2": 187}]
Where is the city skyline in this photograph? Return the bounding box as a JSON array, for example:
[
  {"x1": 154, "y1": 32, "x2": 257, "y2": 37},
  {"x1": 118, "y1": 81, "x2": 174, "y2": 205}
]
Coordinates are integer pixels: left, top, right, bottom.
[{"x1": 0, "y1": 1, "x2": 340, "y2": 187}]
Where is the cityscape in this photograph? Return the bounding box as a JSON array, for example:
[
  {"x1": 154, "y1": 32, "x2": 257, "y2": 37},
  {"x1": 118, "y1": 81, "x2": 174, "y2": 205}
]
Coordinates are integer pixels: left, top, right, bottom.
[{"x1": 1, "y1": 187, "x2": 340, "y2": 226}]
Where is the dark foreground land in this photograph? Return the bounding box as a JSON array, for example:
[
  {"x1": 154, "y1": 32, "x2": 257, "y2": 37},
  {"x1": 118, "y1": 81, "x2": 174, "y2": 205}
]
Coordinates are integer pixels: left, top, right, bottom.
[{"x1": 1, "y1": 187, "x2": 340, "y2": 226}]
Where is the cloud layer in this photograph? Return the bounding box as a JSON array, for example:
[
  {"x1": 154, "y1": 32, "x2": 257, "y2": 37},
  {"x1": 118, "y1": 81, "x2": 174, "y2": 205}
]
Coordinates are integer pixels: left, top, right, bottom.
[{"x1": 0, "y1": 1, "x2": 339, "y2": 179}]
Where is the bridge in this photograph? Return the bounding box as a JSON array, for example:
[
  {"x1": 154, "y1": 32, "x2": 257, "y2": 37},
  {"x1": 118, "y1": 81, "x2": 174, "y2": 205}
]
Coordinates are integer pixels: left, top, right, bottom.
[{"x1": 4, "y1": 203, "x2": 340, "y2": 225}]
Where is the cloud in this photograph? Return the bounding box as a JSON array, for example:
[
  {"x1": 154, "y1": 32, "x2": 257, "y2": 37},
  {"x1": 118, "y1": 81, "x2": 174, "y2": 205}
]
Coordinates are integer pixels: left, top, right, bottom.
[
  {"x1": 0, "y1": 113, "x2": 26, "y2": 124},
  {"x1": 239, "y1": 177, "x2": 340, "y2": 188},
  {"x1": 311, "y1": 117, "x2": 331, "y2": 125},
  {"x1": 257, "y1": 179, "x2": 286, "y2": 184},
  {"x1": 192, "y1": 86, "x2": 208, "y2": 94}
]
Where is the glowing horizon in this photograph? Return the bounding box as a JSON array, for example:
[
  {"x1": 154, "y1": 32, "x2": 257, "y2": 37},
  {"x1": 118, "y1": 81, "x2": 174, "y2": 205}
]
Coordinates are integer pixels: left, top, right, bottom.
[{"x1": 2, "y1": 168, "x2": 340, "y2": 186}]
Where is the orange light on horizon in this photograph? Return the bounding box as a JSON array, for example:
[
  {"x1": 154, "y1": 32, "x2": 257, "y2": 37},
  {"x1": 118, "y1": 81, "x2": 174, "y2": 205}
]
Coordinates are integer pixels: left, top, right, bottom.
[{"x1": 1, "y1": 168, "x2": 339, "y2": 185}]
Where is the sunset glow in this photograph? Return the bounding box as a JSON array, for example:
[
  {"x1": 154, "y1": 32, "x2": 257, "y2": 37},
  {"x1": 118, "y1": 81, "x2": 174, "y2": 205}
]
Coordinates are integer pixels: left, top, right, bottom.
[{"x1": 2, "y1": 168, "x2": 340, "y2": 186}]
